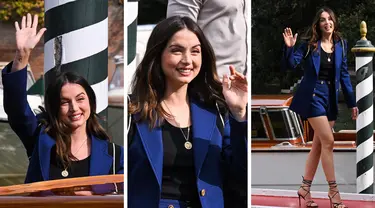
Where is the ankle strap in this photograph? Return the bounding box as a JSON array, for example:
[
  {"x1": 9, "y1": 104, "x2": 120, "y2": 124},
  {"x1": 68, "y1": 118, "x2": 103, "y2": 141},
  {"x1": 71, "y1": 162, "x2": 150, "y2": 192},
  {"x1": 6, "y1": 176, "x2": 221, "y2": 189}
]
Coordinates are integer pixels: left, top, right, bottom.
[
  {"x1": 328, "y1": 180, "x2": 337, "y2": 187},
  {"x1": 328, "y1": 180, "x2": 339, "y2": 192},
  {"x1": 302, "y1": 176, "x2": 313, "y2": 186}
]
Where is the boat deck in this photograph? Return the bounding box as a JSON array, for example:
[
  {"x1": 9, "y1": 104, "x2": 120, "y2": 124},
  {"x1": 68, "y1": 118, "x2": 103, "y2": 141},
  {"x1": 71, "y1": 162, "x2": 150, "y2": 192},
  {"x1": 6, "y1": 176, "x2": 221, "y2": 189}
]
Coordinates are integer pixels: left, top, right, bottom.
[{"x1": 252, "y1": 189, "x2": 375, "y2": 207}]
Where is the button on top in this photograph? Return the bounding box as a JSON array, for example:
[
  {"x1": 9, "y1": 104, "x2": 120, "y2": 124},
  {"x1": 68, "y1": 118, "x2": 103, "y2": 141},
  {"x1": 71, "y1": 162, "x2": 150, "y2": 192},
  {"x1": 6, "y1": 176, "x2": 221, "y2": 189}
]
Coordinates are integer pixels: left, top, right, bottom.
[
  {"x1": 200, "y1": 189, "x2": 206, "y2": 196},
  {"x1": 321, "y1": 81, "x2": 324, "y2": 84}
]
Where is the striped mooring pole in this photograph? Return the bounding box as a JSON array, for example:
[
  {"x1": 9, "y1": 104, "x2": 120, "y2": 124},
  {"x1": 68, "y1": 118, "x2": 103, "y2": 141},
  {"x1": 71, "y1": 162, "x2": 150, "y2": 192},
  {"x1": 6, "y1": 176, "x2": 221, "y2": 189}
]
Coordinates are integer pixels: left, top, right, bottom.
[
  {"x1": 126, "y1": 0, "x2": 138, "y2": 93},
  {"x1": 44, "y1": 0, "x2": 109, "y2": 129},
  {"x1": 351, "y1": 21, "x2": 374, "y2": 194}
]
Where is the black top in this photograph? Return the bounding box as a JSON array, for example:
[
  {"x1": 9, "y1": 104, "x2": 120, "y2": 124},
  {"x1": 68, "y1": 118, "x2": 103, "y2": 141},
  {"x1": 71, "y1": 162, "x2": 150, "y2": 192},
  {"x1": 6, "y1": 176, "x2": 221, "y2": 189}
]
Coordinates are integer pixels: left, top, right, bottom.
[
  {"x1": 161, "y1": 121, "x2": 201, "y2": 207},
  {"x1": 319, "y1": 49, "x2": 335, "y2": 81},
  {"x1": 49, "y1": 146, "x2": 90, "y2": 180}
]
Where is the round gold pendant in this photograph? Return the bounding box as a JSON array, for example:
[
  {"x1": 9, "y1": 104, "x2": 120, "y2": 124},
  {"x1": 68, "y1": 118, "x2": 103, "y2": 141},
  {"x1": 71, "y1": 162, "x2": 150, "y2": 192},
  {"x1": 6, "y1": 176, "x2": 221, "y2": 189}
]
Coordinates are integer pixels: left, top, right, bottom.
[
  {"x1": 61, "y1": 170, "x2": 69, "y2": 177},
  {"x1": 184, "y1": 141, "x2": 192, "y2": 150}
]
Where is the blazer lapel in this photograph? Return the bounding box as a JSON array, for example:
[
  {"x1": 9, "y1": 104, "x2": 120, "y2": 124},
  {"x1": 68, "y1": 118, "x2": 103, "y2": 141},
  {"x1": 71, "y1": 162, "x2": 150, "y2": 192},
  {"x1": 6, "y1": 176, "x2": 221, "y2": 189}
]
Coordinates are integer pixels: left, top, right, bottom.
[
  {"x1": 334, "y1": 40, "x2": 343, "y2": 78},
  {"x1": 38, "y1": 128, "x2": 55, "y2": 181},
  {"x1": 190, "y1": 101, "x2": 216, "y2": 177},
  {"x1": 89, "y1": 136, "x2": 113, "y2": 176},
  {"x1": 137, "y1": 120, "x2": 163, "y2": 187},
  {"x1": 312, "y1": 40, "x2": 321, "y2": 76}
]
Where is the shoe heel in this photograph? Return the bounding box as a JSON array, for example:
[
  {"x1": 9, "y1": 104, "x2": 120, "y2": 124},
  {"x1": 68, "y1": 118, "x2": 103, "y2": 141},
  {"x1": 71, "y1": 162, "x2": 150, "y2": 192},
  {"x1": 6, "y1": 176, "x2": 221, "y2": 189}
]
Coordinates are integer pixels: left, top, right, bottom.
[{"x1": 329, "y1": 197, "x2": 331, "y2": 208}]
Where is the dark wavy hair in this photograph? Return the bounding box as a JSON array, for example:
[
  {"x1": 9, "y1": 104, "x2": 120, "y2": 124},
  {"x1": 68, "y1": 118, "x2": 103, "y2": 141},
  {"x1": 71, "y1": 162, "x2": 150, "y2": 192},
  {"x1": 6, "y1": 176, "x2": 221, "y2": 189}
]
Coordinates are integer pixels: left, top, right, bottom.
[
  {"x1": 40, "y1": 71, "x2": 109, "y2": 168},
  {"x1": 129, "y1": 16, "x2": 227, "y2": 128},
  {"x1": 303, "y1": 7, "x2": 342, "y2": 51}
]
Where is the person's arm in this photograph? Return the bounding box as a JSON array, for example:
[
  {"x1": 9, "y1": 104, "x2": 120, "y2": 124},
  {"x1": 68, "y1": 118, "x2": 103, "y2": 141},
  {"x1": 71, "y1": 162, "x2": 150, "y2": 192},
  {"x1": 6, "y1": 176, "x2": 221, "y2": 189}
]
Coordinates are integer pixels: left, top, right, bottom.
[
  {"x1": 282, "y1": 42, "x2": 308, "y2": 70},
  {"x1": 221, "y1": 114, "x2": 247, "y2": 206},
  {"x1": 220, "y1": 65, "x2": 247, "y2": 178},
  {"x1": 3, "y1": 13, "x2": 46, "y2": 157},
  {"x1": 281, "y1": 27, "x2": 308, "y2": 71},
  {"x1": 221, "y1": 115, "x2": 247, "y2": 174},
  {"x1": 3, "y1": 63, "x2": 39, "y2": 157},
  {"x1": 166, "y1": 0, "x2": 202, "y2": 21}
]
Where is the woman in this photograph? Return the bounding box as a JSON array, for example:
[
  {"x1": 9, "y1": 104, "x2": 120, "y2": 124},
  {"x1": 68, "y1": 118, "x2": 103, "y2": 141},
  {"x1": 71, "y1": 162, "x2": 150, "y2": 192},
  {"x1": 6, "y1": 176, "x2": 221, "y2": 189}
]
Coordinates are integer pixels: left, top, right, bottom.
[
  {"x1": 282, "y1": 7, "x2": 357, "y2": 208},
  {"x1": 128, "y1": 16, "x2": 248, "y2": 208},
  {"x1": 3, "y1": 14, "x2": 124, "y2": 185}
]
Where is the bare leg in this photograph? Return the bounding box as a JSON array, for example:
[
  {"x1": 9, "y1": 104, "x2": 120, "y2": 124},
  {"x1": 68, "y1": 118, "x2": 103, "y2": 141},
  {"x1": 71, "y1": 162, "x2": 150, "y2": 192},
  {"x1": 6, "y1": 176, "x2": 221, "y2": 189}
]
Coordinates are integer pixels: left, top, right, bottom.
[
  {"x1": 308, "y1": 117, "x2": 345, "y2": 207},
  {"x1": 297, "y1": 121, "x2": 324, "y2": 207},
  {"x1": 308, "y1": 116, "x2": 335, "y2": 180},
  {"x1": 303, "y1": 133, "x2": 322, "y2": 180},
  {"x1": 303, "y1": 120, "x2": 335, "y2": 180}
]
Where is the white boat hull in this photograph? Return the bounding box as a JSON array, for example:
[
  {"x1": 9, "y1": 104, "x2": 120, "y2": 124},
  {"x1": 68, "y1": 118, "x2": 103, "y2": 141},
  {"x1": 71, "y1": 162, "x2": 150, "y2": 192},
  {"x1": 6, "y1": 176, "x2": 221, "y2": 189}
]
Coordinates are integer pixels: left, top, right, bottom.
[{"x1": 252, "y1": 149, "x2": 373, "y2": 193}]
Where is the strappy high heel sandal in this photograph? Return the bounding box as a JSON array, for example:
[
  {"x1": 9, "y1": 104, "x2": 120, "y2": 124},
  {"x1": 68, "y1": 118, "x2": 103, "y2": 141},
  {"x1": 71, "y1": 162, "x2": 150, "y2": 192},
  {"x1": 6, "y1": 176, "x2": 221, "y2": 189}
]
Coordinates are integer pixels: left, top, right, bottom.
[
  {"x1": 297, "y1": 176, "x2": 318, "y2": 208},
  {"x1": 328, "y1": 181, "x2": 347, "y2": 208}
]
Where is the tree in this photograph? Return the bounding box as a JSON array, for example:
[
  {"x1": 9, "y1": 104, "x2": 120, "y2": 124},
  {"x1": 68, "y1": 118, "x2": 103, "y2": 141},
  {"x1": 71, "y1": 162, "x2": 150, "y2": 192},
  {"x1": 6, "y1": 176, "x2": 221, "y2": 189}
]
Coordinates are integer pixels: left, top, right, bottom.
[{"x1": 0, "y1": 1, "x2": 44, "y2": 25}]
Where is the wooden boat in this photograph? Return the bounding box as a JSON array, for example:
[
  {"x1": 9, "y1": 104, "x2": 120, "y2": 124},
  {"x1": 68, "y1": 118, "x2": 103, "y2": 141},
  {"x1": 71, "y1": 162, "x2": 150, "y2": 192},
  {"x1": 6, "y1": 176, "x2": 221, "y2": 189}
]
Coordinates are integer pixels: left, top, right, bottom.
[
  {"x1": 0, "y1": 174, "x2": 124, "y2": 208},
  {"x1": 251, "y1": 94, "x2": 373, "y2": 193}
]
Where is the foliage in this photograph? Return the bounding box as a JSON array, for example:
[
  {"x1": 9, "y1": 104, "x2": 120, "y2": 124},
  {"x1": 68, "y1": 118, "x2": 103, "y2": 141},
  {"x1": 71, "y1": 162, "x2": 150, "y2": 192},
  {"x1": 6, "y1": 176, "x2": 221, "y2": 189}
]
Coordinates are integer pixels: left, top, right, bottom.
[
  {"x1": 252, "y1": 0, "x2": 375, "y2": 94},
  {"x1": 0, "y1": 0, "x2": 44, "y2": 25}
]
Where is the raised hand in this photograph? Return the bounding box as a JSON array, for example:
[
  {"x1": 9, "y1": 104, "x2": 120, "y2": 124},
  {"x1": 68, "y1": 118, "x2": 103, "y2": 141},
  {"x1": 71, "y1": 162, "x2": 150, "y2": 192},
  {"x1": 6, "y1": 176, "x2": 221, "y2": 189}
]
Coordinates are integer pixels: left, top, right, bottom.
[
  {"x1": 222, "y1": 66, "x2": 248, "y2": 122},
  {"x1": 283, "y1": 27, "x2": 297, "y2": 48},
  {"x1": 12, "y1": 14, "x2": 46, "y2": 72}
]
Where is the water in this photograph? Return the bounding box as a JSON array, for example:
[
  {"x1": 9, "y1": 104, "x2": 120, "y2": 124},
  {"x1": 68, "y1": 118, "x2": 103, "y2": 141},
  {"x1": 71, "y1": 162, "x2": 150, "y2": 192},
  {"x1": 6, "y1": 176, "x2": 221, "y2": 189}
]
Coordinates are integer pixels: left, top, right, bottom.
[{"x1": 0, "y1": 122, "x2": 28, "y2": 185}]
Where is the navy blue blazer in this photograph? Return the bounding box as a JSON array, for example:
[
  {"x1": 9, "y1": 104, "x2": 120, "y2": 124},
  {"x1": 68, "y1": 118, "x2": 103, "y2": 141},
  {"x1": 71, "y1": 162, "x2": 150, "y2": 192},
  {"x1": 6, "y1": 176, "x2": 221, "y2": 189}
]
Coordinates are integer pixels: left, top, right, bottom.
[
  {"x1": 128, "y1": 101, "x2": 247, "y2": 208},
  {"x1": 2, "y1": 63, "x2": 124, "y2": 183},
  {"x1": 283, "y1": 40, "x2": 356, "y2": 118}
]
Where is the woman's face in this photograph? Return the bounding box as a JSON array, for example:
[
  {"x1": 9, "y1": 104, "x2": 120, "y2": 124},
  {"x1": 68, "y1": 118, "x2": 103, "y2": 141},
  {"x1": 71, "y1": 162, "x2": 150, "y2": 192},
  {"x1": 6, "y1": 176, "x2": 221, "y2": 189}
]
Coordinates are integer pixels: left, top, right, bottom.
[
  {"x1": 161, "y1": 28, "x2": 202, "y2": 88},
  {"x1": 59, "y1": 83, "x2": 91, "y2": 131},
  {"x1": 319, "y1": 11, "x2": 334, "y2": 36}
]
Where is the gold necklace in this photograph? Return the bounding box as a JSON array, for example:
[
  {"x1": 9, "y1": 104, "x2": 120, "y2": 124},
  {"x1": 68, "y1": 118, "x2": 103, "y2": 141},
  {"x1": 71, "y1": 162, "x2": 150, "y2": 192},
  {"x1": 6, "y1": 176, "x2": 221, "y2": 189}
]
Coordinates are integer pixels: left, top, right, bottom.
[
  {"x1": 163, "y1": 101, "x2": 192, "y2": 150},
  {"x1": 327, "y1": 51, "x2": 332, "y2": 62},
  {"x1": 322, "y1": 43, "x2": 333, "y2": 62},
  {"x1": 61, "y1": 137, "x2": 88, "y2": 177}
]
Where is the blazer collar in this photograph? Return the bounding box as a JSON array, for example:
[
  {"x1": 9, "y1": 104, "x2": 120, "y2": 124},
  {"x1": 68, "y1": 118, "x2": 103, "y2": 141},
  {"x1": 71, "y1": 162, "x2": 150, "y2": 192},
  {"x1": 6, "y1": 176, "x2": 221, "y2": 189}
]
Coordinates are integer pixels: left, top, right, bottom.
[
  {"x1": 136, "y1": 99, "x2": 217, "y2": 187},
  {"x1": 89, "y1": 135, "x2": 113, "y2": 175},
  {"x1": 312, "y1": 40, "x2": 343, "y2": 77},
  {"x1": 38, "y1": 128, "x2": 55, "y2": 181},
  {"x1": 38, "y1": 129, "x2": 112, "y2": 180},
  {"x1": 312, "y1": 40, "x2": 321, "y2": 76},
  {"x1": 190, "y1": 100, "x2": 216, "y2": 176}
]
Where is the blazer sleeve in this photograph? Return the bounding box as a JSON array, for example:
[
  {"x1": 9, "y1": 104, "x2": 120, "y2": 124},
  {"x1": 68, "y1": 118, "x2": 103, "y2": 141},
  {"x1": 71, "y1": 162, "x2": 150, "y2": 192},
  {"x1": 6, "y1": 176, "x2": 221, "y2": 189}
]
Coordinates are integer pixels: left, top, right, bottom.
[
  {"x1": 221, "y1": 115, "x2": 247, "y2": 181},
  {"x1": 340, "y1": 40, "x2": 356, "y2": 108},
  {"x1": 221, "y1": 115, "x2": 247, "y2": 205},
  {"x1": 2, "y1": 62, "x2": 39, "y2": 156},
  {"x1": 166, "y1": 0, "x2": 202, "y2": 21},
  {"x1": 282, "y1": 42, "x2": 308, "y2": 71}
]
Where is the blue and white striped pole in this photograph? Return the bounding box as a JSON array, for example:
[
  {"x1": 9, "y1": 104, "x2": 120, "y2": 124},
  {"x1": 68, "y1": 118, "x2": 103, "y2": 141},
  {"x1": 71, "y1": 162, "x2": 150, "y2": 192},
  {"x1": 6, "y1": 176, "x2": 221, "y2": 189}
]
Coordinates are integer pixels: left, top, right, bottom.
[
  {"x1": 44, "y1": 0, "x2": 108, "y2": 128},
  {"x1": 352, "y1": 21, "x2": 374, "y2": 194},
  {"x1": 126, "y1": 0, "x2": 138, "y2": 93}
]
